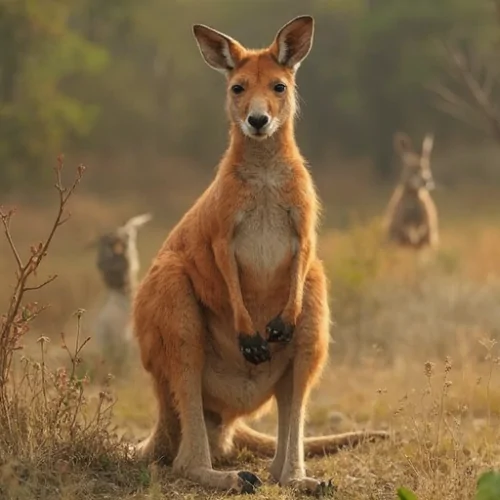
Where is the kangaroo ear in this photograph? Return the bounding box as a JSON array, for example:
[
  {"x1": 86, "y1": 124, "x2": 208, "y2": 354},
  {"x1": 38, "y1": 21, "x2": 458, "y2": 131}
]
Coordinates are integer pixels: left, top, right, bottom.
[
  {"x1": 422, "y1": 133, "x2": 434, "y2": 158},
  {"x1": 124, "y1": 213, "x2": 153, "y2": 230},
  {"x1": 193, "y1": 24, "x2": 245, "y2": 73},
  {"x1": 271, "y1": 15, "x2": 314, "y2": 71},
  {"x1": 393, "y1": 132, "x2": 414, "y2": 155}
]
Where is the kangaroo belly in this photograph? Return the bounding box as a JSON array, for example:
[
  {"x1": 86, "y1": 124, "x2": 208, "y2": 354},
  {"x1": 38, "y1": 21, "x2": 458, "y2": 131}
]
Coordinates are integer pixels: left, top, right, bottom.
[{"x1": 201, "y1": 336, "x2": 291, "y2": 416}]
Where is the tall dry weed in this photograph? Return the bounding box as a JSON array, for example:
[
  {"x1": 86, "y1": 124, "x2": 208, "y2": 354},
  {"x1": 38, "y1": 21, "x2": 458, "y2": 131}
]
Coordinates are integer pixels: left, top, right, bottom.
[{"x1": 0, "y1": 158, "x2": 140, "y2": 499}]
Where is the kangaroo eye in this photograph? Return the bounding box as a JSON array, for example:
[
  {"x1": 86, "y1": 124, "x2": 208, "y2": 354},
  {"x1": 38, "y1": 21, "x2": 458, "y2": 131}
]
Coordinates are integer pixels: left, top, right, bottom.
[
  {"x1": 231, "y1": 84, "x2": 245, "y2": 95},
  {"x1": 274, "y1": 83, "x2": 286, "y2": 93}
]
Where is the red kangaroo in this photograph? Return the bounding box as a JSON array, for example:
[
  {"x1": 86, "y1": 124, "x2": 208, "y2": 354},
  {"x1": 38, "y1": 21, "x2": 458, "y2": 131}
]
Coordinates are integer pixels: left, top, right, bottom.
[{"x1": 133, "y1": 15, "x2": 389, "y2": 496}]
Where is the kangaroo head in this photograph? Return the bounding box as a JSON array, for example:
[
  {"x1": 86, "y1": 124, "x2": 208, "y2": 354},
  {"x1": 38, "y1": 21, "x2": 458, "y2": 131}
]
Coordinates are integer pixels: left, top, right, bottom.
[
  {"x1": 96, "y1": 213, "x2": 152, "y2": 292},
  {"x1": 192, "y1": 16, "x2": 314, "y2": 141},
  {"x1": 394, "y1": 132, "x2": 435, "y2": 192}
]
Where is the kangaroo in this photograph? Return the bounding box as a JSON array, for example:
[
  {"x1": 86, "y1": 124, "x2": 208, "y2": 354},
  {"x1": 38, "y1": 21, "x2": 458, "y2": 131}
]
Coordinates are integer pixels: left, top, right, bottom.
[
  {"x1": 90, "y1": 213, "x2": 152, "y2": 357},
  {"x1": 384, "y1": 132, "x2": 439, "y2": 249},
  {"x1": 133, "y1": 16, "x2": 389, "y2": 496}
]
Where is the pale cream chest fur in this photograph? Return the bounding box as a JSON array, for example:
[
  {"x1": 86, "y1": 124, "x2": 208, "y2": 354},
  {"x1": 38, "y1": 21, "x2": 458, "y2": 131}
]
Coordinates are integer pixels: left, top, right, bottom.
[{"x1": 232, "y1": 163, "x2": 298, "y2": 284}]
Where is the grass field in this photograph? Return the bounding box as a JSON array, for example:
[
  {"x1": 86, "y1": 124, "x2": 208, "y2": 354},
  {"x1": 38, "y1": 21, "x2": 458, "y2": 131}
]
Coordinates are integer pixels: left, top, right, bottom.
[{"x1": 2, "y1": 163, "x2": 500, "y2": 499}]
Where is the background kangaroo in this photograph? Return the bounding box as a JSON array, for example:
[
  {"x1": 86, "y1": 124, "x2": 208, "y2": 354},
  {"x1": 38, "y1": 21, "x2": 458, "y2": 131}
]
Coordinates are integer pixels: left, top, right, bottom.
[
  {"x1": 384, "y1": 132, "x2": 439, "y2": 249},
  {"x1": 89, "y1": 213, "x2": 152, "y2": 364},
  {"x1": 133, "y1": 15, "x2": 388, "y2": 496}
]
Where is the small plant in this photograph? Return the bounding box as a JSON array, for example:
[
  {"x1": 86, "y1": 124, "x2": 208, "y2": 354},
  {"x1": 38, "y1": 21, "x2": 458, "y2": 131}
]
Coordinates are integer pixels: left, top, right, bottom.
[
  {"x1": 397, "y1": 487, "x2": 418, "y2": 500},
  {"x1": 475, "y1": 470, "x2": 500, "y2": 500}
]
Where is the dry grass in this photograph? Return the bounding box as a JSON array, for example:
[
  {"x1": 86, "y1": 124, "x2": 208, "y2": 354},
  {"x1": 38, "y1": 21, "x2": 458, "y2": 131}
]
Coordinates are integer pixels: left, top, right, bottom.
[{"x1": 2, "y1": 163, "x2": 500, "y2": 499}]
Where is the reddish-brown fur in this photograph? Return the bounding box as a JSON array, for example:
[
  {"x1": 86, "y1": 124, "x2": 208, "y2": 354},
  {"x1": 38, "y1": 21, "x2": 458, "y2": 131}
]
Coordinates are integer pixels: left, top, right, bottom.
[
  {"x1": 133, "y1": 16, "x2": 388, "y2": 495},
  {"x1": 384, "y1": 131, "x2": 439, "y2": 249}
]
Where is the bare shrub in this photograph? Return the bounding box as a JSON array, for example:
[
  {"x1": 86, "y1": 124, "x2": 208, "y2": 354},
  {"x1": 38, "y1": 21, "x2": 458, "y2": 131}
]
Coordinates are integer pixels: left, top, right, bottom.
[{"x1": 0, "y1": 157, "x2": 138, "y2": 499}]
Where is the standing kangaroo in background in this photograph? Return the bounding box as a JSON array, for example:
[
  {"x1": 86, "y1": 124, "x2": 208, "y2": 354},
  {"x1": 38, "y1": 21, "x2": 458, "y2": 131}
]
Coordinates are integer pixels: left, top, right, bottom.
[
  {"x1": 95, "y1": 213, "x2": 153, "y2": 298},
  {"x1": 384, "y1": 132, "x2": 439, "y2": 249},
  {"x1": 91, "y1": 213, "x2": 152, "y2": 358},
  {"x1": 133, "y1": 16, "x2": 388, "y2": 496}
]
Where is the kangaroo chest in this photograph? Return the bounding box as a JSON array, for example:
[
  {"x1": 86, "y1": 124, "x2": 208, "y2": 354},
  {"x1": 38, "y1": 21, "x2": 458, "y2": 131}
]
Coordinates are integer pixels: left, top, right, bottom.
[
  {"x1": 232, "y1": 167, "x2": 297, "y2": 278},
  {"x1": 400, "y1": 194, "x2": 427, "y2": 225}
]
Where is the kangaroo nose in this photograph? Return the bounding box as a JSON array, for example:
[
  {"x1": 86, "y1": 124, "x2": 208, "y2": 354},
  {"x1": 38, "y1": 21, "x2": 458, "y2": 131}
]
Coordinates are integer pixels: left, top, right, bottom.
[{"x1": 247, "y1": 114, "x2": 269, "y2": 131}]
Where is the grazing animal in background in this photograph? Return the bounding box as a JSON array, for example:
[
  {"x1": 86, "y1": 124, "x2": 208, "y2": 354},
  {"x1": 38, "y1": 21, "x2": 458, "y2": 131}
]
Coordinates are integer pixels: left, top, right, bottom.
[
  {"x1": 91, "y1": 213, "x2": 152, "y2": 358},
  {"x1": 384, "y1": 132, "x2": 439, "y2": 250},
  {"x1": 133, "y1": 15, "x2": 388, "y2": 496}
]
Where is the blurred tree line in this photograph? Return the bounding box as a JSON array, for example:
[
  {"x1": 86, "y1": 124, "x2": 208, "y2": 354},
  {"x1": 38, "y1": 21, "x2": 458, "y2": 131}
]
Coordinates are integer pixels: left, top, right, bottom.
[{"x1": 0, "y1": 0, "x2": 498, "y2": 192}]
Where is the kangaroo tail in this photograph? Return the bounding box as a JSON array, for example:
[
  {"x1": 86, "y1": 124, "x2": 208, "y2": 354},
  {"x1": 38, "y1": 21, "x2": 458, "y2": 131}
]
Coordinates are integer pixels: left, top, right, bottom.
[
  {"x1": 233, "y1": 422, "x2": 390, "y2": 458},
  {"x1": 233, "y1": 422, "x2": 276, "y2": 457}
]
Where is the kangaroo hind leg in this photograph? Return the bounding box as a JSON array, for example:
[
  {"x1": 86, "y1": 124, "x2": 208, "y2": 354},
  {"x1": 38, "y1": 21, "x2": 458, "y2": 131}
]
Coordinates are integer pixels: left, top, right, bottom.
[
  {"x1": 133, "y1": 251, "x2": 262, "y2": 494},
  {"x1": 274, "y1": 260, "x2": 334, "y2": 496}
]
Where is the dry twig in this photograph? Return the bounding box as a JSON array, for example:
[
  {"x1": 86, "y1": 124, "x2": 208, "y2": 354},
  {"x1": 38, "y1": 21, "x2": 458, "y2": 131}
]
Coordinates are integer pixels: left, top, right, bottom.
[{"x1": 0, "y1": 155, "x2": 85, "y2": 402}]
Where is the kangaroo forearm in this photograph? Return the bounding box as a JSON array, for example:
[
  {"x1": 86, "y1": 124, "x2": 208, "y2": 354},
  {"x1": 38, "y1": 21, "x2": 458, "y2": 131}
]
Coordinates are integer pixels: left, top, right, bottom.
[
  {"x1": 283, "y1": 242, "x2": 312, "y2": 323},
  {"x1": 212, "y1": 238, "x2": 253, "y2": 334}
]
